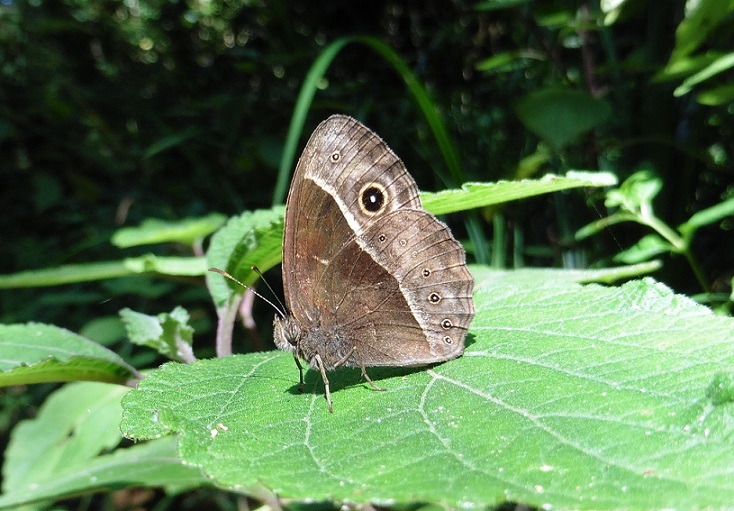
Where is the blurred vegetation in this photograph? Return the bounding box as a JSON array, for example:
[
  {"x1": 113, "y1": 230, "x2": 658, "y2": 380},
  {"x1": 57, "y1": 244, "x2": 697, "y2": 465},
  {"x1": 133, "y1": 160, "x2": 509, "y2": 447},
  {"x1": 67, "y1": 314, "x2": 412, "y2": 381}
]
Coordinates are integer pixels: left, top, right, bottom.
[{"x1": 1, "y1": 0, "x2": 733, "y2": 508}]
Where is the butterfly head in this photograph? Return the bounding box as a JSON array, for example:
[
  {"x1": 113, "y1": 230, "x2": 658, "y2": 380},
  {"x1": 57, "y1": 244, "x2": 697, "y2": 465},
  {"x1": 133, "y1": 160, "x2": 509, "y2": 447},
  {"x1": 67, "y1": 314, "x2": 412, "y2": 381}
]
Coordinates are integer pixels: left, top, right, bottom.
[{"x1": 273, "y1": 314, "x2": 301, "y2": 352}]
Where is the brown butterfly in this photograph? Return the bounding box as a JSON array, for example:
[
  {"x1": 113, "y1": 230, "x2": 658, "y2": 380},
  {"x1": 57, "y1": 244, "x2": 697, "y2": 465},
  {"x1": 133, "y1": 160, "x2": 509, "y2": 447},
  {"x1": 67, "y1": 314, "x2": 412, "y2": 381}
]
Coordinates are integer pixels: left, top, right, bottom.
[{"x1": 274, "y1": 114, "x2": 474, "y2": 412}]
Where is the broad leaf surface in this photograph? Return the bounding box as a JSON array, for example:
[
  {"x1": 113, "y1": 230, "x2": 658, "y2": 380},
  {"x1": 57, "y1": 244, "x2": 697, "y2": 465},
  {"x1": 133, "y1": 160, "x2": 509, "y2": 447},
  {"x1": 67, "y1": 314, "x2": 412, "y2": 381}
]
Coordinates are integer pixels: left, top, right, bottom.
[
  {"x1": 3, "y1": 382, "x2": 132, "y2": 491},
  {"x1": 0, "y1": 382, "x2": 205, "y2": 509},
  {"x1": 421, "y1": 172, "x2": 617, "y2": 216},
  {"x1": 0, "y1": 436, "x2": 203, "y2": 509},
  {"x1": 0, "y1": 323, "x2": 139, "y2": 386},
  {"x1": 120, "y1": 272, "x2": 734, "y2": 509}
]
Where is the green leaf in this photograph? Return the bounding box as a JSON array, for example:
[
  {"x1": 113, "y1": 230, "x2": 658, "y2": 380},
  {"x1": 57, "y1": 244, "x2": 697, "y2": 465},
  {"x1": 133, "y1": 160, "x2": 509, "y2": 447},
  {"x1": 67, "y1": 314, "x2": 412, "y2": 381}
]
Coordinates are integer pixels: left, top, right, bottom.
[
  {"x1": 679, "y1": 195, "x2": 734, "y2": 238},
  {"x1": 669, "y1": 0, "x2": 734, "y2": 60},
  {"x1": 612, "y1": 233, "x2": 672, "y2": 264},
  {"x1": 421, "y1": 171, "x2": 617, "y2": 216},
  {"x1": 3, "y1": 382, "x2": 130, "y2": 492},
  {"x1": 674, "y1": 51, "x2": 734, "y2": 97},
  {"x1": 575, "y1": 211, "x2": 638, "y2": 241},
  {"x1": 515, "y1": 88, "x2": 612, "y2": 150},
  {"x1": 654, "y1": 52, "x2": 721, "y2": 83},
  {"x1": 0, "y1": 256, "x2": 206, "y2": 288},
  {"x1": 120, "y1": 272, "x2": 734, "y2": 509},
  {"x1": 79, "y1": 315, "x2": 127, "y2": 346},
  {"x1": 0, "y1": 323, "x2": 139, "y2": 386},
  {"x1": 205, "y1": 206, "x2": 285, "y2": 309},
  {"x1": 122, "y1": 255, "x2": 208, "y2": 276},
  {"x1": 0, "y1": 383, "x2": 205, "y2": 509},
  {"x1": 706, "y1": 371, "x2": 734, "y2": 406},
  {"x1": 0, "y1": 261, "x2": 134, "y2": 288},
  {"x1": 600, "y1": 0, "x2": 631, "y2": 25},
  {"x1": 475, "y1": 49, "x2": 543, "y2": 73},
  {"x1": 143, "y1": 127, "x2": 199, "y2": 159},
  {"x1": 0, "y1": 436, "x2": 204, "y2": 509},
  {"x1": 120, "y1": 307, "x2": 194, "y2": 362},
  {"x1": 469, "y1": 262, "x2": 662, "y2": 286},
  {"x1": 111, "y1": 213, "x2": 227, "y2": 248},
  {"x1": 604, "y1": 170, "x2": 661, "y2": 214},
  {"x1": 696, "y1": 82, "x2": 734, "y2": 106}
]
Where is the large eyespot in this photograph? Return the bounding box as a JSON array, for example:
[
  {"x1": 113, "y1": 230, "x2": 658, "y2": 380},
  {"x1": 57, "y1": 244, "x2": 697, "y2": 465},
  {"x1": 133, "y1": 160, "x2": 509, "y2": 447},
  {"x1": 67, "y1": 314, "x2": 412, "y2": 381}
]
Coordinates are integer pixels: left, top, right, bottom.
[
  {"x1": 429, "y1": 292, "x2": 441, "y2": 304},
  {"x1": 359, "y1": 183, "x2": 387, "y2": 215},
  {"x1": 330, "y1": 151, "x2": 341, "y2": 163},
  {"x1": 441, "y1": 319, "x2": 453, "y2": 329}
]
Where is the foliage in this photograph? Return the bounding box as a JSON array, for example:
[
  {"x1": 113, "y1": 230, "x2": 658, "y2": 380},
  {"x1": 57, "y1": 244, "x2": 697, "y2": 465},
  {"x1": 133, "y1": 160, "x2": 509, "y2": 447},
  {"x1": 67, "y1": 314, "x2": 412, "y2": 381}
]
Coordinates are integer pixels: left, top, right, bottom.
[
  {"x1": 1, "y1": 0, "x2": 733, "y2": 509},
  {"x1": 577, "y1": 170, "x2": 734, "y2": 301}
]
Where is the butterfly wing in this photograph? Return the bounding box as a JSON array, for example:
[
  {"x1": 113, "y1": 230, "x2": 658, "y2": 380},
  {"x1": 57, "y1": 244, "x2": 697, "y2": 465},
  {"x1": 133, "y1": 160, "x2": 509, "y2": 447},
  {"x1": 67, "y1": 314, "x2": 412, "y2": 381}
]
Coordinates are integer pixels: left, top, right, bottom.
[
  {"x1": 313, "y1": 208, "x2": 474, "y2": 366},
  {"x1": 282, "y1": 114, "x2": 421, "y2": 324},
  {"x1": 281, "y1": 114, "x2": 474, "y2": 367}
]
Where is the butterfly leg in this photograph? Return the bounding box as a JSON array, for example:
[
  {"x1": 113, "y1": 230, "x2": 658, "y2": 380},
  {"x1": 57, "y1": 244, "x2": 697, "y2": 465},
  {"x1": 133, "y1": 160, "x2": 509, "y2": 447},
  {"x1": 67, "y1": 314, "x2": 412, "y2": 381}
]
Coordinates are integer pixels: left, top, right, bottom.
[
  {"x1": 312, "y1": 353, "x2": 334, "y2": 413},
  {"x1": 335, "y1": 347, "x2": 387, "y2": 393},
  {"x1": 333, "y1": 346, "x2": 356, "y2": 367},
  {"x1": 293, "y1": 355, "x2": 305, "y2": 392},
  {"x1": 360, "y1": 364, "x2": 387, "y2": 392}
]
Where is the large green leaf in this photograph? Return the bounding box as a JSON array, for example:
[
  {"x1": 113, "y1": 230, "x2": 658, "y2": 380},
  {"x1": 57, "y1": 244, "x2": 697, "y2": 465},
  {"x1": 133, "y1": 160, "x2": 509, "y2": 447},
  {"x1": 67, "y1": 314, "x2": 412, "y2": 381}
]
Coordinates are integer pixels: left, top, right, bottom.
[
  {"x1": 120, "y1": 271, "x2": 734, "y2": 509},
  {"x1": 3, "y1": 382, "x2": 132, "y2": 492},
  {"x1": 421, "y1": 171, "x2": 616, "y2": 215},
  {"x1": 0, "y1": 382, "x2": 206, "y2": 509},
  {"x1": 0, "y1": 436, "x2": 203, "y2": 509},
  {"x1": 0, "y1": 323, "x2": 139, "y2": 386}
]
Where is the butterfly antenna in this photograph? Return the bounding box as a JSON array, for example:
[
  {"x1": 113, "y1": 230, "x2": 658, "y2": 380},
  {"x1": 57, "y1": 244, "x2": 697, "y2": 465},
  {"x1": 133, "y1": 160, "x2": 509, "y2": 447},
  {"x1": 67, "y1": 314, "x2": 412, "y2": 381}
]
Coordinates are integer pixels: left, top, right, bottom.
[
  {"x1": 208, "y1": 267, "x2": 286, "y2": 318},
  {"x1": 251, "y1": 265, "x2": 289, "y2": 317}
]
